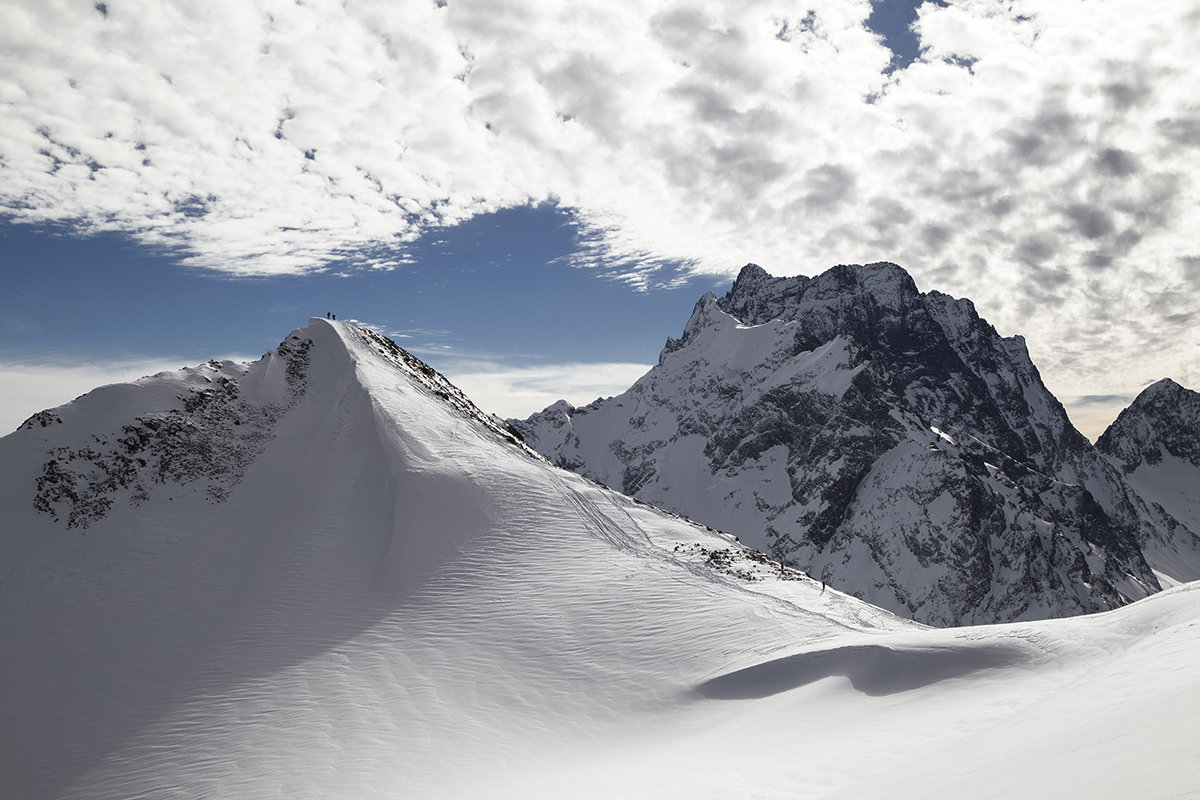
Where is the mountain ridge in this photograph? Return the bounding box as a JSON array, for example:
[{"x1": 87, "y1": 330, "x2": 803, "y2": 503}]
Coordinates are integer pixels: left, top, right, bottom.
[
  {"x1": 3, "y1": 316, "x2": 1198, "y2": 798},
  {"x1": 5, "y1": 317, "x2": 887, "y2": 797},
  {"x1": 514, "y1": 262, "x2": 1195, "y2": 625}
]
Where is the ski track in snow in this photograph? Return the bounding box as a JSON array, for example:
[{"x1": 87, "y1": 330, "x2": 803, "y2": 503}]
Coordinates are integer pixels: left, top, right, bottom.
[{"x1": 2, "y1": 318, "x2": 1197, "y2": 799}]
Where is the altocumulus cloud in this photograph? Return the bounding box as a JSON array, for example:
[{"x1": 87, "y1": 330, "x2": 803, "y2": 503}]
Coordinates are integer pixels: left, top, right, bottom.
[{"x1": 2, "y1": 0, "x2": 1198, "y2": 414}]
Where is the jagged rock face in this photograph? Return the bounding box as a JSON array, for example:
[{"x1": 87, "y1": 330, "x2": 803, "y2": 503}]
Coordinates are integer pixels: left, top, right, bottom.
[
  {"x1": 28, "y1": 335, "x2": 314, "y2": 529},
  {"x1": 1097, "y1": 379, "x2": 1200, "y2": 471},
  {"x1": 16, "y1": 323, "x2": 533, "y2": 535},
  {"x1": 1096, "y1": 379, "x2": 1200, "y2": 566},
  {"x1": 514, "y1": 262, "x2": 1174, "y2": 626}
]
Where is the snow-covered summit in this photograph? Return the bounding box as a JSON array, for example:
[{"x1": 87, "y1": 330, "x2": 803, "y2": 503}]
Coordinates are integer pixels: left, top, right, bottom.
[
  {"x1": 0, "y1": 317, "x2": 905, "y2": 798},
  {"x1": 3, "y1": 317, "x2": 1199, "y2": 798},
  {"x1": 514, "y1": 262, "x2": 1196, "y2": 625}
]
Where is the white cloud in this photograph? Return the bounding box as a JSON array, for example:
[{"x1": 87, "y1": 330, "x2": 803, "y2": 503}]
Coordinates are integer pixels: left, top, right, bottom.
[
  {"x1": 2, "y1": 0, "x2": 1198, "y2": 409},
  {"x1": 1062, "y1": 394, "x2": 1134, "y2": 444},
  {"x1": 440, "y1": 360, "x2": 653, "y2": 420}
]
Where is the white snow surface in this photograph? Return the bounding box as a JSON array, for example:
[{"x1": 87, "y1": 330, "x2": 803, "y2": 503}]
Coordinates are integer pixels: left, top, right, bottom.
[{"x1": 2, "y1": 319, "x2": 1198, "y2": 799}]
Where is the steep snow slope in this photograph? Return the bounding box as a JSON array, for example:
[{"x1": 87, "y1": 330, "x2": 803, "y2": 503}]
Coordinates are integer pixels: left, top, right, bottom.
[
  {"x1": 515, "y1": 263, "x2": 1185, "y2": 625},
  {"x1": 1097, "y1": 378, "x2": 1200, "y2": 584},
  {"x1": 0, "y1": 319, "x2": 906, "y2": 799},
  {"x1": 3, "y1": 319, "x2": 1197, "y2": 799}
]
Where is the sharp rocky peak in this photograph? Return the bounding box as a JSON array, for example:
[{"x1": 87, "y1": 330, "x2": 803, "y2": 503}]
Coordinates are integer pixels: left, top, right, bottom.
[
  {"x1": 721, "y1": 261, "x2": 920, "y2": 327},
  {"x1": 727, "y1": 262, "x2": 775, "y2": 297},
  {"x1": 513, "y1": 260, "x2": 1196, "y2": 625},
  {"x1": 1097, "y1": 377, "x2": 1200, "y2": 468},
  {"x1": 1140, "y1": 377, "x2": 1187, "y2": 400},
  {"x1": 19, "y1": 318, "x2": 532, "y2": 532}
]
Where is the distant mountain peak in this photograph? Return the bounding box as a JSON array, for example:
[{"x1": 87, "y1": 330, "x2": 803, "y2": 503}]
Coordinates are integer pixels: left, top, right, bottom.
[
  {"x1": 515, "y1": 261, "x2": 1195, "y2": 625},
  {"x1": 1094, "y1": 377, "x2": 1200, "y2": 573},
  {"x1": 729, "y1": 262, "x2": 773, "y2": 293},
  {"x1": 1097, "y1": 377, "x2": 1200, "y2": 464},
  {"x1": 1143, "y1": 376, "x2": 1185, "y2": 397},
  {"x1": 718, "y1": 261, "x2": 926, "y2": 341}
]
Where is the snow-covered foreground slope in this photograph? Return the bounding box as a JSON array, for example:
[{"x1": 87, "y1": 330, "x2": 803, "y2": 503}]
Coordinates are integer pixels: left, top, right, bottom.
[{"x1": 3, "y1": 319, "x2": 1197, "y2": 799}]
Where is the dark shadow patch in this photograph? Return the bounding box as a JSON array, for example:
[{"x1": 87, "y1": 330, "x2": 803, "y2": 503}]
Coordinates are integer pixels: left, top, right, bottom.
[
  {"x1": 1180, "y1": 256, "x2": 1200, "y2": 288},
  {"x1": 1157, "y1": 117, "x2": 1200, "y2": 147},
  {"x1": 1096, "y1": 147, "x2": 1139, "y2": 177},
  {"x1": 1063, "y1": 203, "x2": 1115, "y2": 240},
  {"x1": 1102, "y1": 76, "x2": 1151, "y2": 112},
  {"x1": 1015, "y1": 234, "x2": 1056, "y2": 266},
  {"x1": 802, "y1": 164, "x2": 856, "y2": 211},
  {"x1": 697, "y1": 642, "x2": 1029, "y2": 699},
  {"x1": 921, "y1": 224, "x2": 953, "y2": 253}
]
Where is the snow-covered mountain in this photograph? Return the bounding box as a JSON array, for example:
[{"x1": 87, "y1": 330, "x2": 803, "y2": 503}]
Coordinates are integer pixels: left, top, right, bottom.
[
  {"x1": 1096, "y1": 378, "x2": 1200, "y2": 582},
  {"x1": 3, "y1": 318, "x2": 1198, "y2": 798},
  {"x1": 514, "y1": 263, "x2": 1198, "y2": 626}
]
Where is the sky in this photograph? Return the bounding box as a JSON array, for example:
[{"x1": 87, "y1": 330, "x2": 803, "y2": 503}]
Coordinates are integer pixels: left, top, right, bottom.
[{"x1": 2, "y1": 0, "x2": 1198, "y2": 439}]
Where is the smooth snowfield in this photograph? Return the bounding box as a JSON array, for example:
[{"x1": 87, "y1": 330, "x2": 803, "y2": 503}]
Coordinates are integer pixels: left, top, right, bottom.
[{"x1": 2, "y1": 319, "x2": 1197, "y2": 799}]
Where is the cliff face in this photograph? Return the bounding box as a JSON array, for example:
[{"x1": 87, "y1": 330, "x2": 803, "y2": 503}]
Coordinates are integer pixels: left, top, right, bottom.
[{"x1": 515, "y1": 262, "x2": 1191, "y2": 625}]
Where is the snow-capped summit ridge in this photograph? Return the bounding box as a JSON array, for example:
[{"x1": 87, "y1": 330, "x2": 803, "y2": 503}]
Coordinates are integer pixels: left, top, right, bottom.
[
  {"x1": 1139, "y1": 376, "x2": 1187, "y2": 401},
  {"x1": 15, "y1": 318, "x2": 535, "y2": 532},
  {"x1": 726, "y1": 262, "x2": 774, "y2": 296},
  {"x1": 334, "y1": 319, "x2": 531, "y2": 454},
  {"x1": 2, "y1": 313, "x2": 941, "y2": 799}
]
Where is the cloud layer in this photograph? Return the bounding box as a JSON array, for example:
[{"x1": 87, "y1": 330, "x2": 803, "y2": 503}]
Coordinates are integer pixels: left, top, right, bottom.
[
  {"x1": 3, "y1": 0, "x2": 1198, "y2": 408},
  {"x1": 443, "y1": 359, "x2": 654, "y2": 420}
]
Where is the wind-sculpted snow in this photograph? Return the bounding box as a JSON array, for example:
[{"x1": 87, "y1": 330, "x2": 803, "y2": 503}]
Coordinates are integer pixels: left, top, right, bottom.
[
  {"x1": 2, "y1": 318, "x2": 1198, "y2": 799},
  {"x1": 514, "y1": 263, "x2": 1193, "y2": 625},
  {"x1": 697, "y1": 640, "x2": 1030, "y2": 700}
]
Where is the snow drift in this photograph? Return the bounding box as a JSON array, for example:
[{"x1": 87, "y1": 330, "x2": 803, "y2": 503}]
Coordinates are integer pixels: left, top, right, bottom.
[{"x1": 2, "y1": 318, "x2": 1197, "y2": 799}]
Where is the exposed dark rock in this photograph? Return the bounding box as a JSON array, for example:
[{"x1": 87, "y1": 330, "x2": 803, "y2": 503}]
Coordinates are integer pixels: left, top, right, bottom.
[{"x1": 514, "y1": 262, "x2": 1189, "y2": 625}]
